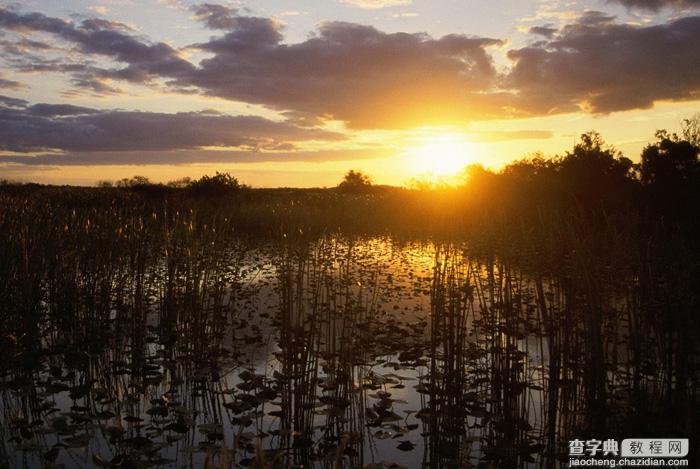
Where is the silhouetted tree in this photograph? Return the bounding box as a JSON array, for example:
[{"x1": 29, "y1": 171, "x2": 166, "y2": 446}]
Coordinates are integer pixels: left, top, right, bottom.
[
  {"x1": 116, "y1": 175, "x2": 152, "y2": 188},
  {"x1": 459, "y1": 164, "x2": 500, "y2": 202},
  {"x1": 497, "y1": 155, "x2": 558, "y2": 210},
  {"x1": 406, "y1": 177, "x2": 436, "y2": 191},
  {"x1": 557, "y1": 131, "x2": 636, "y2": 209},
  {"x1": 681, "y1": 113, "x2": 700, "y2": 148},
  {"x1": 167, "y1": 177, "x2": 192, "y2": 189},
  {"x1": 639, "y1": 130, "x2": 700, "y2": 227},
  {"x1": 338, "y1": 170, "x2": 372, "y2": 192},
  {"x1": 639, "y1": 130, "x2": 700, "y2": 186},
  {"x1": 489, "y1": 133, "x2": 636, "y2": 215},
  {"x1": 186, "y1": 172, "x2": 243, "y2": 196},
  {"x1": 113, "y1": 175, "x2": 170, "y2": 196}
]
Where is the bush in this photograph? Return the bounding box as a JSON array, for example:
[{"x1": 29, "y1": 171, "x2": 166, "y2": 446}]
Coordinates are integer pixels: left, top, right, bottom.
[
  {"x1": 186, "y1": 172, "x2": 243, "y2": 196},
  {"x1": 337, "y1": 170, "x2": 372, "y2": 193}
]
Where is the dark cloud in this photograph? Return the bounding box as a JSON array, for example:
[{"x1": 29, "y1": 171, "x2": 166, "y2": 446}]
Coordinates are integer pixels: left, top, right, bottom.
[
  {"x1": 508, "y1": 14, "x2": 700, "y2": 115},
  {"x1": 0, "y1": 94, "x2": 27, "y2": 107},
  {"x1": 9, "y1": 60, "x2": 87, "y2": 74},
  {"x1": 67, "y1": 74, "x2": 123, "y2": 96},
  {"x1": 183, "y1": 19, "x2": 503, "y2": 128},
  {"x1": 0, "y1": 148, "x2": 386, "y2": 166},
  {"x1": 576, "y1": 11, "x2": 616, "y2": 25},
  {"x1": 528, "y1": 26, "x2": 557, "y2": 38},
  {"x1": 0, "y1": 103, "x2": 341, "y2": 153},
  {"x1": 0, "y1": 76, "x2": 23, "y2": 89},
  {"x1": 0, "y1": 10, "x2": 156, "y2": 64},
  {"x1": 0, "y1": 38, "x2": 54, "y2": 56},
  {"x1": 608, "y1": 0, "x2": 700, "y2": 11},
  {"x1": 192, "y1": 3, "x2": 248, "y2": 30},
  {"x1": 0, "y1": 70, "x2": 24, "y2": 90},
  {"x1": 0, "y1": 7, "x2": 194, "y2": 91},
  {"x1": 2, "y1": 5, "x2": 700, "y2": 130},
  {"x1": 26, "y1": 103, "x2": 100, "y2": 116}
]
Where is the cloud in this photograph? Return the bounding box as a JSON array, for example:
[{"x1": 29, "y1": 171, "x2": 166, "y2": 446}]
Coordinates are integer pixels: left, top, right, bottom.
[
  {"x1": 507, "y1": 14, "x2": 700, "y2": 115},
  {"x1": 608, "y1": 0, "x2": 700, "y2": 11},
  {"x1": 527, "y1": 25, "x2": 557, "y2": 38},
  {"x1": 66, "y1": 74, "x2": 123, "y2": 96},
  {"x1": 191, "y1": 3, "x2": 244, "y2": 30},
  {"x1": 0, "y1": 101, "x2": 341, "y2": 153},
  {"x1": 340, "y1": 0, "x2": 412, "y2": 9},
  {"x1": 0, "y1": 94, "x2": 27, "y2": 107},
  {"x1": 88, "y1": 5, "x2": 111, "y2": 15},
  {"x1": 0, "y1": 7, "x2": 194, "y2": 92},
  {"x1": 0, "y1": 74, "x2": 24, "y2": 89},
  {"x1": 25, "y1": 103, "x2": 101, "y2": 116},
  {"x1": 185, "y1": 18, "x2": 504, "y2": 128},
  {"x1": 0, "y1": 5, "x2": 498, "y2": 126},
  {"x1": 0, "y1": 37, "x2": 55, "y2": 56},
  {"x1": 3, "y1": 5, "x2": 700, "y2": 131},
  {"x1": 279, "y1": 11, "x2": 307, "y2": 17},
  {"x1": 0, "y1": 148, "x2": 386, "y2": 166}
]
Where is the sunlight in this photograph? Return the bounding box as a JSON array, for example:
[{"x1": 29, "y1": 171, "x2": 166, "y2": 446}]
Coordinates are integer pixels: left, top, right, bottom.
[{"x1": 404, "y1": 133, "x2": 476, "y2": 179}]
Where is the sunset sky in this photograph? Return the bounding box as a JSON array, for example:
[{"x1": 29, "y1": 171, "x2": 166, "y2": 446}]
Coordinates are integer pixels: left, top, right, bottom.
[{"x1": 1, "y1": 0, "x2": 699, "y2": 186}]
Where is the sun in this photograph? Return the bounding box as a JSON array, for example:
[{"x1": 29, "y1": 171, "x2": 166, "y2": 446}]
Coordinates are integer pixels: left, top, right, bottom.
[{"x1": 403, "y1": 133, "x2": 475, "y2": 179}]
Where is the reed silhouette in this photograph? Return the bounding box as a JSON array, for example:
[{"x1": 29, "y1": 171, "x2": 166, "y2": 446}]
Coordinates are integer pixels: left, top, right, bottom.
[{"x1": 0, "y1": 127, "x2": 698, "y2": 468}]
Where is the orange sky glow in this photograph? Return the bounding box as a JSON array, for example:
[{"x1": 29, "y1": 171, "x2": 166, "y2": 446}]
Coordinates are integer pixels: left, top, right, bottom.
[{"x1": 1, "y1": 0, "x2": 699, "y2": 186}]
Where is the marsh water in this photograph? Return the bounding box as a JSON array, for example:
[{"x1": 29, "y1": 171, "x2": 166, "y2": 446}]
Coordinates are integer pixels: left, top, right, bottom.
[{"x1": 0, "y1": 234, "x2": 693, "y2": 469}]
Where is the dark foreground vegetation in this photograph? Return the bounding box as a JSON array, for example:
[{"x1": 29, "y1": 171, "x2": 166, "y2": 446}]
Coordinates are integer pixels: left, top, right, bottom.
[{"x1": 0, "y1": 126, "x2": 698, "y2": 468}]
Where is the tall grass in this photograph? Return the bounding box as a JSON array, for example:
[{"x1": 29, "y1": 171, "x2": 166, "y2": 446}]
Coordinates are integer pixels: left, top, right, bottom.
[{"x1": 0, "y1": 185, "x2": 697, "y2": 467}]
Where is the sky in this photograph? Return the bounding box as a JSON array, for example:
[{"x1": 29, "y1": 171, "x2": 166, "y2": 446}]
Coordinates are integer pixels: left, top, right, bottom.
[{"x1": 1, "y1": 0, "x2": 699, "y2": 187}]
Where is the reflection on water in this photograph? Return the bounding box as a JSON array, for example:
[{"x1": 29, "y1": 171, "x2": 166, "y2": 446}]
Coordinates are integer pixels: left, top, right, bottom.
[{"x1": 0, "y1": 235, "x2": 693, "y2": 468}]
